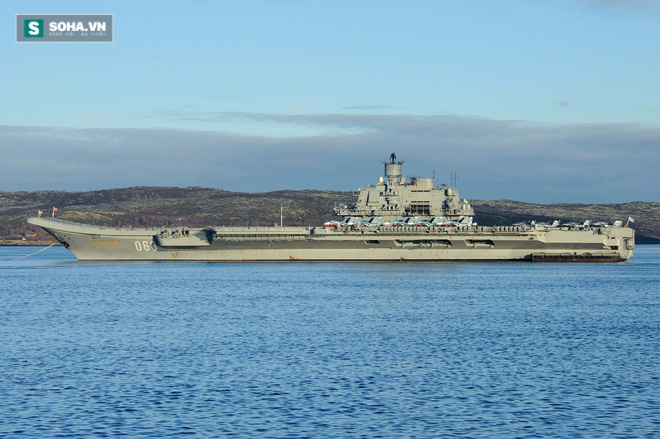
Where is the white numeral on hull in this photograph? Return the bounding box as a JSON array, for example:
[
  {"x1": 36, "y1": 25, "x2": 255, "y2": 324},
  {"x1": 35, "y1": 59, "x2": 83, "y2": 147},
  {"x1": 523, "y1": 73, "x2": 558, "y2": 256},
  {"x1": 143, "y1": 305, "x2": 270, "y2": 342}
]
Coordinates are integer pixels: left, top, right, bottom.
[{"x1": 135, "y1": 240, "x2": 157, "y2": 251}]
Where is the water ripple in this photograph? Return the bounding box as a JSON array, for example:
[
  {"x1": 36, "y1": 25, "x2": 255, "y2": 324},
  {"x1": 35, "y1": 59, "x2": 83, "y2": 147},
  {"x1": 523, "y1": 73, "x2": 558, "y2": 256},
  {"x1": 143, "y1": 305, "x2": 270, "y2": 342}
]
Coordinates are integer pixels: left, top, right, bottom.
[{"x1": 1, "y1": 246, "x2": 658, "y2": 437}]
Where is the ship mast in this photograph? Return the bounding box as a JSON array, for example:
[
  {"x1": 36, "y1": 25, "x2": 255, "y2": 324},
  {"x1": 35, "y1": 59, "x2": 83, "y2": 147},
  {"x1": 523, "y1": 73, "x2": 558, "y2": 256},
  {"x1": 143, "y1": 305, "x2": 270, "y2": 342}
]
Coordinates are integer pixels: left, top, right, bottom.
[{"x1": 383, "y1": 153, "x2": 404, "y2": 185}]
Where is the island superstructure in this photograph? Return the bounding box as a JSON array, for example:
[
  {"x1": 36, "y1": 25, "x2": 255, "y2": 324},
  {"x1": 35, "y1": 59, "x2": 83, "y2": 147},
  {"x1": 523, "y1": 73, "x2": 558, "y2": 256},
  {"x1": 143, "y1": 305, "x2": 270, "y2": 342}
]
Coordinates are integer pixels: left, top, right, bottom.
[
  {"x1": 27, "y1": 154, "x2": 635, "y2": 262},
  {"x1": 334, "y1": 153, "x2": 474, "y2": 223}
]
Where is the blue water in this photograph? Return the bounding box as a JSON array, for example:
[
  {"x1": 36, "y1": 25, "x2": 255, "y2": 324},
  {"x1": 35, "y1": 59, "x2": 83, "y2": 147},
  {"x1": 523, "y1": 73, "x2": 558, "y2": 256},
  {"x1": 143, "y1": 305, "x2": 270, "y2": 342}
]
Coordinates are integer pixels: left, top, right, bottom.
[{"x1": 1, "y1": 246, "x2": 658, "y2": 438}]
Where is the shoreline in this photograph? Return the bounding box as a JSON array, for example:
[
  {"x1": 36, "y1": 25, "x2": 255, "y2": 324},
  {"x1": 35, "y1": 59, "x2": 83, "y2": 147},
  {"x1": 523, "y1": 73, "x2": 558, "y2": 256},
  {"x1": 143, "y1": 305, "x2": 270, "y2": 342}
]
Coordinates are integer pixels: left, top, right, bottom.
[{"x1": 0, "y1": 241, "x2": 60, "y2": 246}]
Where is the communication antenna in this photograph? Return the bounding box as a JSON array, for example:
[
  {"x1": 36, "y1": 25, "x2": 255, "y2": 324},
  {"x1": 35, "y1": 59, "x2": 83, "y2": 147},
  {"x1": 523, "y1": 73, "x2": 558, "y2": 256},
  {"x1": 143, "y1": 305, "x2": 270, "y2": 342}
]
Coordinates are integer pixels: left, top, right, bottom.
[
  {"x1": 450, "y1": 172, "x2": 460, "y2": 188},
  {"x1": 279, "y1": 199, "x2": 284, "y2": 227}
]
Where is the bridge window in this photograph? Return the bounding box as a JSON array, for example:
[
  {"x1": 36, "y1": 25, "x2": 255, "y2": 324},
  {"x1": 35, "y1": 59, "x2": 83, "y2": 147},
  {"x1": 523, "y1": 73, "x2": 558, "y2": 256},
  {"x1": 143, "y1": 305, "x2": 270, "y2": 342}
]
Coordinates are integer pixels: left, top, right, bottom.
[{"x1": 408, "y1": 203, "x2": 430, "y2": 215}]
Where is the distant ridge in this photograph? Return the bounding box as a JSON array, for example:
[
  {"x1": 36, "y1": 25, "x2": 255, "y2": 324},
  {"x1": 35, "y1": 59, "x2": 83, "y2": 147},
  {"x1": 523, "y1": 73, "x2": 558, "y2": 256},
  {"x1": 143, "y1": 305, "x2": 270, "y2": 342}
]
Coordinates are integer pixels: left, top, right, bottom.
[{"x1": 1, "y1": 187, "x2": 658, "y2": 244}]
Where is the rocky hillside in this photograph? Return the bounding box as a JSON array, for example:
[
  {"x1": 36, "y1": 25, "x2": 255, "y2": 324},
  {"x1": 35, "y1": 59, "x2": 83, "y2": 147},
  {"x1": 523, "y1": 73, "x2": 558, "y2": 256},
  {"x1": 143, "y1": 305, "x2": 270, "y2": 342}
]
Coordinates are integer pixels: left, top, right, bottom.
[{"x1": 1, "y1": 187, "x2": 658, "y2": 243}]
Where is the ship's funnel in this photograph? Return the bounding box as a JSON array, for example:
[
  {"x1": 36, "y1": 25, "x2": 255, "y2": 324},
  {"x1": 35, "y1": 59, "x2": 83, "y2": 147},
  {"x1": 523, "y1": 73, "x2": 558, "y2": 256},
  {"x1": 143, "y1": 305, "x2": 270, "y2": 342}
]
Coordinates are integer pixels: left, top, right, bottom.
[{"x1": 383, "y1": 153, "x2": 403, "y2": 184}]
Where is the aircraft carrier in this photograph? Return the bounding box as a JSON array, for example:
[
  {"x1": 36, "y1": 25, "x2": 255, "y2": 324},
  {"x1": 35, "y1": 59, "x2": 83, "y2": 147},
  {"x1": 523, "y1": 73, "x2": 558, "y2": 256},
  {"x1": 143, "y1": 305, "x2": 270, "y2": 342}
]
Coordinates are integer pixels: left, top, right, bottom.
[{"x1": 27, "y1": 154, "x2": 635, "y2": 262}]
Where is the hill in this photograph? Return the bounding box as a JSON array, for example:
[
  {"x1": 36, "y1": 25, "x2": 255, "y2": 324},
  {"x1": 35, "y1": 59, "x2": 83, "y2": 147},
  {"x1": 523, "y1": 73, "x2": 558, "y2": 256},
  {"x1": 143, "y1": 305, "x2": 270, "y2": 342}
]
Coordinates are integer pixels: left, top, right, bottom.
[
  {"x1": 1, "y1": 187, "x2": 658, "y2": 244},
  {"x1": 471, "y1": 200, "x2": 659, "y2": 243}
]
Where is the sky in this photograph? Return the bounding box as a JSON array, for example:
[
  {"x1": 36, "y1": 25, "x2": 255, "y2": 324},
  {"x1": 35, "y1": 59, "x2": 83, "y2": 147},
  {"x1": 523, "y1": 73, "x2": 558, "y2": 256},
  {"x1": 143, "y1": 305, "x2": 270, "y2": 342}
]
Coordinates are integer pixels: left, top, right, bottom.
[{"x1": 2, "y1": 0, "x2": 659, "y2": 203}]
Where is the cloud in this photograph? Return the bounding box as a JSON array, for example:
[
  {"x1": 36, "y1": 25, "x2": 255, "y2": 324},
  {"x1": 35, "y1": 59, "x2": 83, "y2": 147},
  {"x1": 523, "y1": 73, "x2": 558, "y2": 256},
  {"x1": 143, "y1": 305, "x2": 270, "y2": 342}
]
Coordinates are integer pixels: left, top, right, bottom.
[
  {"x1": 1, "y1": 114, "x2": 658, "y2": 204},
  {"x1": 340, "y1": 105, "x2": 398, "y2": 111}
]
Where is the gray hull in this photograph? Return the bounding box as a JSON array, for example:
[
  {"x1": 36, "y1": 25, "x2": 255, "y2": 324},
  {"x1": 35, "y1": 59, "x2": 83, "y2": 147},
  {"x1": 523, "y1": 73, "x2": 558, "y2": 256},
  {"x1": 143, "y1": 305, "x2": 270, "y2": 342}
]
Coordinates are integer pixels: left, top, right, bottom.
[{"x1": 27, "y1": 218, "x2": 634, "y2": 262}]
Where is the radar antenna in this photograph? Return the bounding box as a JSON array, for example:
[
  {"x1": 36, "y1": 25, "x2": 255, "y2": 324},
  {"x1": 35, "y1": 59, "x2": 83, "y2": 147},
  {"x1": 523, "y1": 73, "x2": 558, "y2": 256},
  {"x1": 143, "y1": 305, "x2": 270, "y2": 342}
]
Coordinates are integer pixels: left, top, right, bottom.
[{"x1": 382, "y1": 153, "x2": 404, "y2": 184}]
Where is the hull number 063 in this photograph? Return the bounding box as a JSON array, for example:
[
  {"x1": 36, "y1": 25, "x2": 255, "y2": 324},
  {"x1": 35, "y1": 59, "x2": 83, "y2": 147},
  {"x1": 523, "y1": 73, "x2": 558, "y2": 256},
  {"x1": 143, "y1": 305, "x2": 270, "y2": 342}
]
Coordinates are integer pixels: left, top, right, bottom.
[{"x1": 135, "y1": 240, "x2": 157, "y2": 251}]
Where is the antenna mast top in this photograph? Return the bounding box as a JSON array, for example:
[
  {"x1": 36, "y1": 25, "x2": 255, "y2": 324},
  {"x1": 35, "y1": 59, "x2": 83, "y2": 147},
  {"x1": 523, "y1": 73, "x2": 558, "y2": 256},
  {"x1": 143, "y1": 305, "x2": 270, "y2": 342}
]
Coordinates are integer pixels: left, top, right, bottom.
[{"x1": 450, "y1": 172, "x2": 460, "y2": 188}]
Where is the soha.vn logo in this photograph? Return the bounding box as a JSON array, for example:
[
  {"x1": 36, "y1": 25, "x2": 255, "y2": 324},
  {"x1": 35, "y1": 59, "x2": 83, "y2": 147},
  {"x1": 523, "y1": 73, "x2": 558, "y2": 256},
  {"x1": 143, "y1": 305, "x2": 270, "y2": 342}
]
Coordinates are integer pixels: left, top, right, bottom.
[{"x1": 24, "y1": 19, "x2": 43, "y2": 37}]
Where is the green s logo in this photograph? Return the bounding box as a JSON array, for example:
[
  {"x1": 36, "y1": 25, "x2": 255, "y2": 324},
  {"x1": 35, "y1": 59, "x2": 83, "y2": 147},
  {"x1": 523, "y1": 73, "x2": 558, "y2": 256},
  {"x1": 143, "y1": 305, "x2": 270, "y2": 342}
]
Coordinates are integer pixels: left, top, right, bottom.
[{"x1": 24, "y1": 20, "x2": 43, "y2": 38}]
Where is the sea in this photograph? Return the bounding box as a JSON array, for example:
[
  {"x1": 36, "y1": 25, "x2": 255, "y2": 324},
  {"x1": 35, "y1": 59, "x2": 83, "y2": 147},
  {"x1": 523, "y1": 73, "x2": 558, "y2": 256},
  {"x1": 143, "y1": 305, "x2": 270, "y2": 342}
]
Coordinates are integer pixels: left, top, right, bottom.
[{"x1": 1, "y1": 245, "x2": 658, "y2": 438}]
